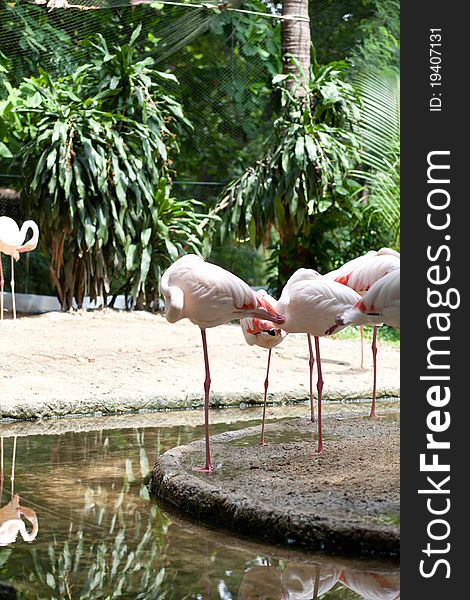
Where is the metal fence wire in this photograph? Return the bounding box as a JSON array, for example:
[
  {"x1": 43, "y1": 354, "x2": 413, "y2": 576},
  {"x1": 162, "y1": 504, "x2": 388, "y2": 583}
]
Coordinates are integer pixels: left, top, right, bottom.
[{"x1": 0, "y1": 0, "x2": 369, "y2": 297}]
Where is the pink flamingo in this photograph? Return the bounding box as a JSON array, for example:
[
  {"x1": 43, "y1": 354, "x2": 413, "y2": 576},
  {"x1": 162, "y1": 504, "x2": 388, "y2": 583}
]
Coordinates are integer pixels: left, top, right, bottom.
[
  {"x1": 326, "y1": 248, "x2": 400, "y2": 416},
  {"x1": 276, "y1": 269, "x2": 361, "y2": 453},
  {"x1": 242, "y1": 289, "x2": 324, "y2": 438},
  {"x1": 240, "y1": 290, "x2": 287, "y2": 445},
  {"x1": 160, "y1": 254, "x2": 285, "y2": 472},
  {"x1": 336, "y1": 266, "x2": 400, "y2": 331},
  {"x1": 0, "y1": 216, "x2": 39, "y2": 322}
]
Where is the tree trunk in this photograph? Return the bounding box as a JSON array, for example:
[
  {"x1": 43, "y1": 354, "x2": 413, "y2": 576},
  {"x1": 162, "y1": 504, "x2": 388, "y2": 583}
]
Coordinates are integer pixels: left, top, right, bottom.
[
  {"x1": 282, "y1": 0, "x2": 311, "y2": 90},
  {"x1": 276, "y1": 0, "x2": 312, "y2": 288}
]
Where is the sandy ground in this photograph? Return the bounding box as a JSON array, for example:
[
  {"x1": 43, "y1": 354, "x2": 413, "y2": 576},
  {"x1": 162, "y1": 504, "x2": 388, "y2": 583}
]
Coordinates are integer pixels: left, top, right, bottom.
[{"x1": 0, "y1": 310, "x2": 399, "y2": 420}]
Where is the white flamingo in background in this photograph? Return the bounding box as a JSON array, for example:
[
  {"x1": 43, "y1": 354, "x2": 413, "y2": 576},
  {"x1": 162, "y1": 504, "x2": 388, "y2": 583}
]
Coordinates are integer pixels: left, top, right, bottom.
[
  {"x1": 160, "y1": 254, "x2": 285, "y2": 472},
  {"x1": 0, "y1": 216, "x2": 40, "y2": 322},
  {"x1": 240, "y1": 290, "x2": 287, "y2": 445},
  {"x1": 326, "y1": 248, "x2": 400, "y2": 417},
  {"x1": 276, "y1": 269, "x2": 361, "y2": 453}
]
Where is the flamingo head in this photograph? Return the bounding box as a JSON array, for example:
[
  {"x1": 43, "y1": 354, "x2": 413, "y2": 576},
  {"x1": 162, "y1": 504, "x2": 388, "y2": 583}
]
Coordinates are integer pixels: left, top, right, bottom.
[{"x1": 246, "y1": 318, "x2": 287, "y2": 348}]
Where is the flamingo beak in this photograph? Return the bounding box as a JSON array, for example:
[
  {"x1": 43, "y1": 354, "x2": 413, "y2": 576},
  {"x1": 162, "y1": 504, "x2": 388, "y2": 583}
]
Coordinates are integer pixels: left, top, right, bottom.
[
  {"x1": 271, "y1": 314, "x2": 286, "y2": 325},
  {"x1": 256, "y1": 295, "x2": 285, "y2": 325}
]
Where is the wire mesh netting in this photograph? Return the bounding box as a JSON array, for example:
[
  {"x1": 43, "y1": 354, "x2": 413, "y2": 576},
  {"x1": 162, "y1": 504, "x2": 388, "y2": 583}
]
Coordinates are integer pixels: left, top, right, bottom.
[
  {"x1": 1, "y1": 0, "x2": 279, "y2": 295},
  {"x1": 0, "y1": 0, "x2": 381, "y2": 298}
]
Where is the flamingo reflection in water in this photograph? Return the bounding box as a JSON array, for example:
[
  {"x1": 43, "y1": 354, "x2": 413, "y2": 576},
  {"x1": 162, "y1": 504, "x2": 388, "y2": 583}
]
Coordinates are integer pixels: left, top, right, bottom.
[
  {"x1": 237, "y1": 562, "x2": 341, "y2": 599},
  {"x1": 237, "y1": 560, "x2": 399, "y2": 600},
  {"x1": 340, "y1": 569, "x2": 400, "y2": 600},
  {"x1": 0, "y1": 436, "x2": 39, "y2": 546},
  {"x1": 281, "y1": 564, "x2": 341, "y2": 599}
]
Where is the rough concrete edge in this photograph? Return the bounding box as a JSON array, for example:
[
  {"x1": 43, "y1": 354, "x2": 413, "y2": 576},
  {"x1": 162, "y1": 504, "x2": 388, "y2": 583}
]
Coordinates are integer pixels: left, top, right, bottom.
[
  {"x1": 150, "y1": 431, "x2": 400, "y2": 559},
  {"x1": 0, "y1": 386, "x2": 399, "y2": 420},
  {"x1": 0, "y1": 399, "x2": 401, "y2": 438}
]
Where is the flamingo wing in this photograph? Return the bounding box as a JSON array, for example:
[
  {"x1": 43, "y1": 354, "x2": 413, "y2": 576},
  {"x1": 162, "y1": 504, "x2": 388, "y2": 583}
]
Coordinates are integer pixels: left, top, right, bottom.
[
  {"x1": 281, "y1": 277, "x2": 361, "y2": 335},
  {"x1": 344, "y1": 254, "x2": 400, "y2": 293},
  {"x1": 336, "y1": 268, "x2": 400, "y2": 329},
  {"x1": 161, "y1": 255, "x2": 284, "y2": 328},
  {"x1": 326, "y1": 250, "x2": 399, "y2": 293}
]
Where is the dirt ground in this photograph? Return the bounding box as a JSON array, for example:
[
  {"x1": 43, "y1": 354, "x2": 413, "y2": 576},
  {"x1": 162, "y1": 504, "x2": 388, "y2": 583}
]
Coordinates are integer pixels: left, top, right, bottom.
[{"x1": 1, "y1": 310, "x2": 399, "y2": 419}]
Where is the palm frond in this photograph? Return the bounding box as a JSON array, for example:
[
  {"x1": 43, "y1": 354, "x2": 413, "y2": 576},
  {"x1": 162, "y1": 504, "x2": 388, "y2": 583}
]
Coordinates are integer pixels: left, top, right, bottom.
[{"x1": 352, "y1": 70, "x2": 400, "y2": 245}]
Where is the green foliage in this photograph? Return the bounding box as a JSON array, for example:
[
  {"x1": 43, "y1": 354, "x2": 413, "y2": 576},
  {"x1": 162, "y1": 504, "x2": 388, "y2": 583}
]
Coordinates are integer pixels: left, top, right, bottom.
[
  {"x1": 352, "y1": 71, "x2": 400, "y2": 247},
  {"x1": 349, "y1": 0, "x2": 400, "y2": 74},
  {"x1": 310, "y1": 0, "x2": 399, "y2": 74},
  {"x1": 0, "y1": 2, "x2": 400, "y2": 294},
  {"x1": 6, "y1": 27, "x2": 209, "y2": 309},
  {"x1": 0, "y1": 79, "x2": 26, "y2": 158},
  {"x1": 210, "y1": 241, "x2": 267, "y2": 286},
  {"x1": 171, "y1": 1, "x2": 281, "y2": 189},
  {"x1": 309, "y1": 0, "x2": 373, "y2": 65},
  {"x1": 335, "y1": 324, "x2": 400, "y2": 346},
  {"x1": 1, "y1": 250, "x2": 53, "y2": 296},
  {"x1": 216, "y1": 54, "x2": 362, "y2": 292},
  {"x1": 0, "y1": 0, "x2": 74, "y2": 84},
  {"x1": 122, "y1": 181, "x2": 217, "y2": 308}
]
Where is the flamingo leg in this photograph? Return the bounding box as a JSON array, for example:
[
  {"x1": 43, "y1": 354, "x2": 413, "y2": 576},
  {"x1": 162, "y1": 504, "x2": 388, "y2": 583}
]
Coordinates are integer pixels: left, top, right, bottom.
[
  {"x1": 0, "y1": 253, "x2": 3, "y2": 323},
  {"x1": 193, "y1": 328, "x2": 214, "y2": 473},
  {"x1": 369, "y1": 325, "x2": 378, "y2": 418},
  {"x1": 307, "y1": 334, "x2": 315, "y2": 423},
  {"x1": 313, "y1": 565, "x2": 320, "y2": 598},
  {"x1": 11, "y1": 436, "x2": 17, "y2": 488},
  {"x1": 314, "y1": 336, "x2": 324, "y2": 454},
  {"x1": 260, "y1": 348, "x2": 272, "y2": 446},
  {"x1": 10, "y1": 255, "x2": 16, "y2": 323},
  {"x1": 0, "y1": 436, "x2": 3, "y2": 505},
  {"x1": 360, "y1": 324, "x2": 364, "y2": 369}
]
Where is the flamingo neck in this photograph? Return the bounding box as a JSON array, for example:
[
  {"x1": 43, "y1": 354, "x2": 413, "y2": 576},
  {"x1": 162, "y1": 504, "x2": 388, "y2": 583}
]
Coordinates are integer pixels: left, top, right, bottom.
[{"x1": 17, "y1": 221, "x2": 39, "y2": 253}]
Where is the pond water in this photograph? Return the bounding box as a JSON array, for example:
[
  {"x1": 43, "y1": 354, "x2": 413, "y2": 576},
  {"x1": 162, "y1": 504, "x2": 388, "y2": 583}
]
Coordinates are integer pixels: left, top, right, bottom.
[{"x1": 0, "y1": 406, "x2": 399, "y2": 599}]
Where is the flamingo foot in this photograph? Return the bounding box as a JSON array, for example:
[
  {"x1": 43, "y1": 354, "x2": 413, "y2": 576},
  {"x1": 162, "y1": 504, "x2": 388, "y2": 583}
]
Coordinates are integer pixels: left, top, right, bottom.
[
  {"x1": 193, "y1": 463, "x2": 214, "y2": 473},
  {"x1": 315, "y1": 443, "x2": 323, "y2": 454}
]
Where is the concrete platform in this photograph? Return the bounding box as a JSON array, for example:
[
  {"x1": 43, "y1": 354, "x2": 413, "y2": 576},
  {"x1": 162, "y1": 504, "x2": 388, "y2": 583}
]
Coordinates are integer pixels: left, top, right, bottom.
[{"x1": 151, "y1": 414, "x2": 400, "y2": 558}]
